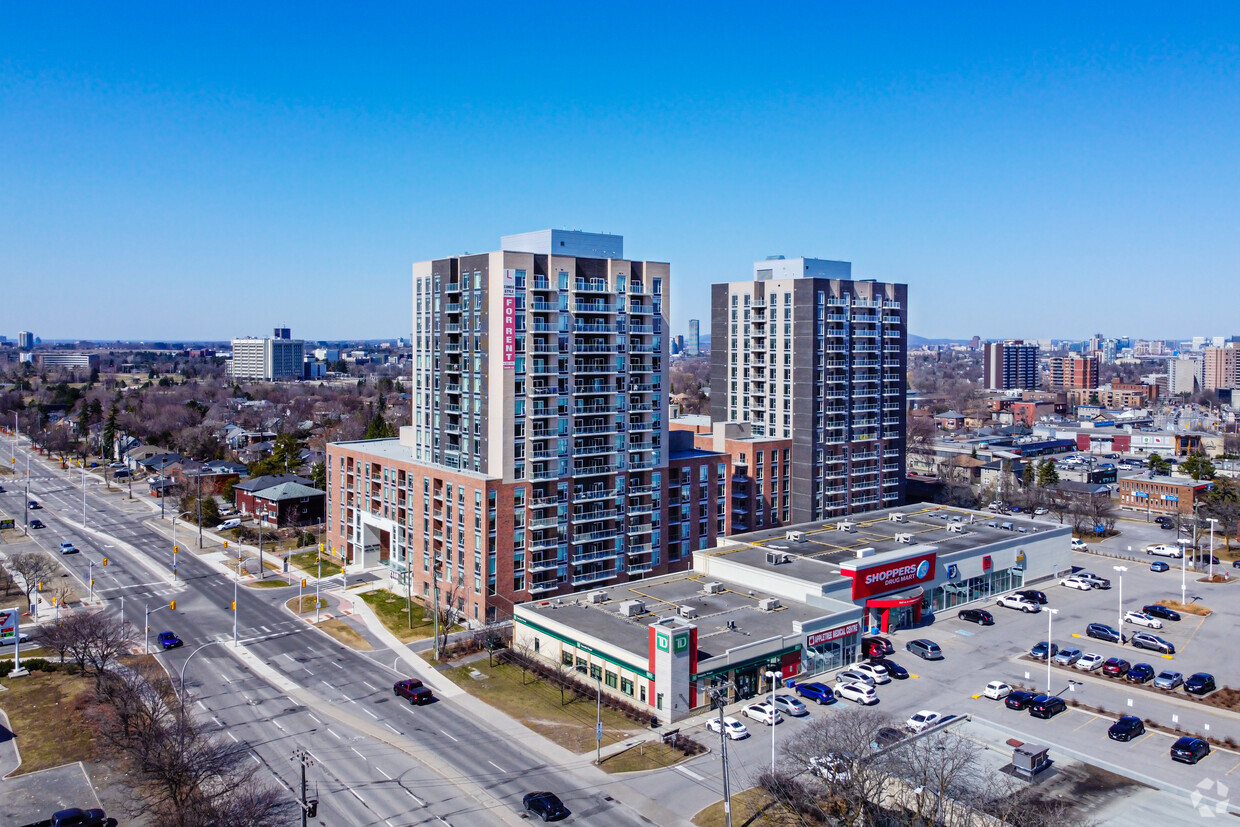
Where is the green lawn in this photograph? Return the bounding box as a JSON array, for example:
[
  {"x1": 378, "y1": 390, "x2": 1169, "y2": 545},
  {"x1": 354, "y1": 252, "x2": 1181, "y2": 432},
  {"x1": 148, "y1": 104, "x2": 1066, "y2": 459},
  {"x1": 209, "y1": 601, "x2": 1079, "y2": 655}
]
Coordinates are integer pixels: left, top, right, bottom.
[
  {"x1": 288, "y1": 550, "x2": 344, "y2": 577},
  {"x1": 246, "y1": 578, "x2": 291, "y2": 589},
  {"x1": 358, "y1": 590, "x2": 439, "y2": 643}
]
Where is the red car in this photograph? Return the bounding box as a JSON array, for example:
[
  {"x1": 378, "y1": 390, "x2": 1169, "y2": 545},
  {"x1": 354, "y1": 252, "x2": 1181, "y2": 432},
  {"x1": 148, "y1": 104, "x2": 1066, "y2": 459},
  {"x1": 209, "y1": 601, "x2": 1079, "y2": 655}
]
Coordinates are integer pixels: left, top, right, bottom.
[
  {"x1": 1102, "y1": 657, "x2": 1131, "y2": 677},
  {"x1": 862, "y1": 636, "x2": 893, "y2": 659},
  {"x1": 393, "y1": 678, "x2": 434, "y2": 705}
]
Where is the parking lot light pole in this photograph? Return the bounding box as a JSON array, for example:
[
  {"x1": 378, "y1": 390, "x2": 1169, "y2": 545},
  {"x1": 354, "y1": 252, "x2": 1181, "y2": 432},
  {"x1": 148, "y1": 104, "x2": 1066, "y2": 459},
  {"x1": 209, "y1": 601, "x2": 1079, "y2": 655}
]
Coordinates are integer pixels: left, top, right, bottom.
[
  {"x1": 1045, "y1": 608, "x2": 1058, "y2": 693},
  {"x1": 764, "y1": 669, "x2": 781, "y2": 774},
  {"x1": 1113, "y1": 566, "x2": 1127, "y2": 643},
  {"x1": 1207, "y1": 518, "x2": 1218, "y2": 580},
  {"x1": 1179, "y1": 539, "x2": 1189, "y2": 605}
]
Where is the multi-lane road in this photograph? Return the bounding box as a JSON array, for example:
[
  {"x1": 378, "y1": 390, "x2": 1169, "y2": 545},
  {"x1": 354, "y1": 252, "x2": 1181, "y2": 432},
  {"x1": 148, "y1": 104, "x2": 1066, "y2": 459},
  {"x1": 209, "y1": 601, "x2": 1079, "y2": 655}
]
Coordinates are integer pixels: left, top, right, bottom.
[{"x1": 0, "y1": 442, "x2": 675, "y2": 826}]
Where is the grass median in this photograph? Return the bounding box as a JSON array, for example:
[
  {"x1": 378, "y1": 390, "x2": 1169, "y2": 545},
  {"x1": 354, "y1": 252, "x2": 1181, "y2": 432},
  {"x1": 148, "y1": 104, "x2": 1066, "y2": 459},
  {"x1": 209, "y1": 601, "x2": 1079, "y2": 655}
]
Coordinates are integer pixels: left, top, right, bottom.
[
  {"x1": 357, "y1": 590, "x2": 439, "y2": 643},
  {"x1": 288, "y1": 550, "x2": 344, "y2": 578},
  {"x1": 0, "y1": 666, "x2": 101, "y2": 774}
]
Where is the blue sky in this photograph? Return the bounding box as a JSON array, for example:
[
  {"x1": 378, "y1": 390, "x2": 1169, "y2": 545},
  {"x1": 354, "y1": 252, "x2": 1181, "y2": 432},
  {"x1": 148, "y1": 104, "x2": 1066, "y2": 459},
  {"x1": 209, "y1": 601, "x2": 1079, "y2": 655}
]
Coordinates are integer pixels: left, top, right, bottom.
[{"x1": 2, "y1": 3, "x2": 1239, "y2": 342}]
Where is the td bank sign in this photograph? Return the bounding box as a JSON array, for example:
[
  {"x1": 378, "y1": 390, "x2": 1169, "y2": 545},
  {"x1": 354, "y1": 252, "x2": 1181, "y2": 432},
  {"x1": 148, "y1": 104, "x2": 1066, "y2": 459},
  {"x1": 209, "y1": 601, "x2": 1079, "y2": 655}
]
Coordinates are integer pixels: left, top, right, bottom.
[{"x1": 656, "y1": 630, "x2": 690, "y2": 654}]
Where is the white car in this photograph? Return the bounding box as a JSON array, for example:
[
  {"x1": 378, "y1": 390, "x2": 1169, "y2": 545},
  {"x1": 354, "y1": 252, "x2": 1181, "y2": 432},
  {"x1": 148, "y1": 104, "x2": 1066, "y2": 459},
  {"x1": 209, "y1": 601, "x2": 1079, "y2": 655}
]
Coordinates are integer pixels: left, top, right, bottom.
[
  {"x1": 771, "y1": 694, "x2": 809, "y2": 717},
  {"x1": 852, "y1": 662, "x2": 891, "y2": 684},
  {"x1": 1075, "y1": 653, "x2": 1105, "y2": 671},
  {"x1": 983, "y1": 681, "x2": 1011, "y2": 700},
  {"x1": 906, "y1": 710, "x2": 943, "y2": 732},
  {"x1": 1145, "y1": 544, "x2": 1183, "y2": 558},
  {"x1": 996, "y1": 594, "x2": 1041, "y2": 613},
  {"x1": 707, "y1": 716, "x2": 750, "y2": 740},
  {"x1": 1060, "y1": 576, "x2": 1094, "y2": 591},
  {"x1": 742, "y1": 702, "x2": 783, "y2": 726},
  {"x1": 836, "y1": 682, "x2": 878, "y2": 705},
  {"x1": 1124, "y1": 611, "x2": 1163, "y2": 629},
  {"x1": 1071, "y1": 539, "x2": 1088, "y2": 551},
  {"x1": 836, "y1": 669, "x2": 876, "y2": 687},
  {"x1": 0, "y1": 632, "x2": 31, "y2": 645},
  {"x1": 809, "y1": 753, "x2": 851, "y2": 782}
]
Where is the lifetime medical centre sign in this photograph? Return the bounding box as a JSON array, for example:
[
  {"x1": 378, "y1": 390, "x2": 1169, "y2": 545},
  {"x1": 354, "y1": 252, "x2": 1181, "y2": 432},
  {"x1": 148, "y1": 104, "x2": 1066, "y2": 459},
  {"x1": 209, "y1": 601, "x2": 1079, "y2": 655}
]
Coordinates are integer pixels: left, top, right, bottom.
[{"x1": 840, "y1": 550, "x2": 938, "y2": 601}]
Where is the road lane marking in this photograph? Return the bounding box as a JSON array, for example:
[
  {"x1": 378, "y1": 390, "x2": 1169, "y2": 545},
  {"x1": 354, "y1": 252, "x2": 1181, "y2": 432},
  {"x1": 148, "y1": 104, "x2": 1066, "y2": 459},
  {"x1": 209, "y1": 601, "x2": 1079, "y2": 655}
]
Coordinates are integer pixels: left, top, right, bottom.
[
  {"x1": 384, "y1": 723, "x2": 400, "y2": 734},
  {"x1": 363, "y1": 709, "x2": 378, "y2": 719},
  {"x1": 272, "y1": 720, "x2": 284, "y2": 731},
  {"x1": 363, "y1": 681, "x2": 377, "y2": 691},
  {"x1": 331, "y1": 661, "x2": 344, "y2": 669},
  {"x1": 488, "y1": 760, "x2": 506, "y2": 773},
  {"x1": 1072, "y1": 715, "x2": 1097, "y2": 731},
  {"x1": 308, "y1": 714, "x2": 322, "y2": 724},
  {"x1": 221, "y1": 673, "x2": 232, "y2": 684},
  {"x1": 307, "y1": 749, "x2": 322, "y2": 763},
  {"x1": 407, "y1": 791, "x2": 424, "y2": 805},
  {"x1": 676, "y1": 765, "x2": 705, "y2": 781},
  {"x1": 227, "y1": 732, "x2": 239, "y2": 742},
  {"x1": 351, "y1": 747, "x2": 367, "y2": 760},
  {"x1": 439, "y1": 729, "x2": 459, "y2": 742},
  {"x1": 350, "y1": 788, "x2": 365, "y2": 804},
  {"x1": 328, "y1": 728, "x2": 341, "y2": 740}
]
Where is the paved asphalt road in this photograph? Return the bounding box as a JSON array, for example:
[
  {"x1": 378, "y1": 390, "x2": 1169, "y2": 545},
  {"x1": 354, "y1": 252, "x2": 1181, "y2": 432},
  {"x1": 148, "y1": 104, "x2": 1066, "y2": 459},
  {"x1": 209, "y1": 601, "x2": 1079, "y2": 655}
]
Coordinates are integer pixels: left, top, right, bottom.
[{"x1": 0, "y1": 444, "x2": 665, "y2": 827}]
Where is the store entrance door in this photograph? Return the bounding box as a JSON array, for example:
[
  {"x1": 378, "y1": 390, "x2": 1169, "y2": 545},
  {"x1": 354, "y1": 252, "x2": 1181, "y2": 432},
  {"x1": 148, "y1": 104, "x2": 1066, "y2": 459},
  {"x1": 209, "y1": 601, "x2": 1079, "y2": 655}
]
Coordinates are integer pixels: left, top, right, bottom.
[
  {"x1": 735, "y1": 667, "x2": 759, "y2": 700},
  {"x1": 889, "y1": 606, "x2": 914, "y2": 631}
]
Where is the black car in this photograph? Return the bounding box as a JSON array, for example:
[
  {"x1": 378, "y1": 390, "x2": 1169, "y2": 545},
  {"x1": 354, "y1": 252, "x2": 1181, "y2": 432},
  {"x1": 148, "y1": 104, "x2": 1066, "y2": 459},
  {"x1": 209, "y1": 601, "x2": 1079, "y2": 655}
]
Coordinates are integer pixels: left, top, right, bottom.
[
  {"x1": 1186, "y1": 673, "x2": 1217, "y2": 695},
  {"x1": 523, "y1": 791, "x2": 570, "y2": 822},
  {"x1": 957, "y1": 608, "x2": 994, "y2": 626},
  {"x1": 872, "y1": 726, "x2": 906, "y2": 749},
  {"x1": 1016, "y1": 590, "x2": 1048, "y2": 605},
  {"x1": 1143, "y1": 604, "x2": 1181, "y2": 622},
  {"x1": 1154, "y1": 516, "x2": 1175, "y2": 528},
  {"x1": 1086, "y1": 623, "x2": 1124, "y2": 644},
  {"x1": 1029, "y1": 695, "x2": 1067, "y2": 719},
  {"x1": 1108, "y1": 715, "x2": 1146, "y2": 742},
  {"x1": 869, "y1": 658, "x2": 909, "y2": 680},
  {"x1": 28, "y1": 500, "x2": 40, "y2": 510},
  {"x1": 29, "y1": 519, "x2": 44, "y2": 529},
  {"x1": 1005, "y1": 690, "x2": 1038, "y2": 711},
  {"x1": 1126, "y1": 663, "x2": 1156, "y2": 684},
  {"x1": 50, "y1": 808, "x2": 108, "y2": 827},
  {"x1": 1170, "y1": 736, "x2": 1211, "y2": 764}
]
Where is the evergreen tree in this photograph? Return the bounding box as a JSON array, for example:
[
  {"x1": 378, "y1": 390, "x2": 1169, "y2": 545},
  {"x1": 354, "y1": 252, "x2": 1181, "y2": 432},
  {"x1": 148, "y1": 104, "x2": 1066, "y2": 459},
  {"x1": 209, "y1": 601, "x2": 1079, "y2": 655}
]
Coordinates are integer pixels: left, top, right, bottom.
[
  {"x1": 101, "y1": 402, "x2": 119, "y2": 460},
  {"x1": 1181, "y1": 451, "x2": 1215, "y2": 481},
  {"x1": 1021, "y1": 461, "x2": 1035, "y2": 488},
  {"x1": 1035, "y1": 458, "x2": 1059, "y2": 487}
]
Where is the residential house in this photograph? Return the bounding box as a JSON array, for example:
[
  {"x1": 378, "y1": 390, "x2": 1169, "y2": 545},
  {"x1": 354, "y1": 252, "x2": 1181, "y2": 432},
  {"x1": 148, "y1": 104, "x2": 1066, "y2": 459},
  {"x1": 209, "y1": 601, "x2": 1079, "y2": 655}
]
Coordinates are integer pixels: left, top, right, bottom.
[{"x1": 249, "y1": 482, "x2": 326, "y2": 528}]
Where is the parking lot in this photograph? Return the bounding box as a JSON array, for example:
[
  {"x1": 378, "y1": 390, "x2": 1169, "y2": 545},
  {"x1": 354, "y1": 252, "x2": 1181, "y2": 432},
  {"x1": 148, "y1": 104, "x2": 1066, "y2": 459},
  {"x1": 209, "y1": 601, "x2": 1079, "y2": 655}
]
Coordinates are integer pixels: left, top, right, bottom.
[{"x1": 691, "y1": 548, "x2": 1240, "y2": 812}]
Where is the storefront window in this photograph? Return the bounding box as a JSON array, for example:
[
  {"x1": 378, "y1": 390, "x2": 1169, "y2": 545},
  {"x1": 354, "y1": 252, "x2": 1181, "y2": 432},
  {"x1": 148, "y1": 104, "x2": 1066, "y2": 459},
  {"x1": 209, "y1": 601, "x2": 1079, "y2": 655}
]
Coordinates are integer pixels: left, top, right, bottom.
[
  {"x1": 930, "y1": 565, "x2": 1024, "y2": 612},
  {"x1": 804, "y1": 633, "x2": 859, "y2": 675}
]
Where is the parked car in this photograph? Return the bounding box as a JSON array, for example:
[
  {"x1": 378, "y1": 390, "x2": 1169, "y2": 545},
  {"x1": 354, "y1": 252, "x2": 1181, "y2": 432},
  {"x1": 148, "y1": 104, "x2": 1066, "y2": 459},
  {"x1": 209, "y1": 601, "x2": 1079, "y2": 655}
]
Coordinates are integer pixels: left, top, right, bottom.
[
  {"x1": 1029, "y1": 695, "x2": 1067, "y2": 719},
  {"x1": 795, "y1": 682, "x2": 836, "y2": 705},
  {"x1": 905, "y1": 639, "x2": 943, "y2": 660},
  {"x1": 1145, "y1": 544, "x2": 1183, "y2": 558},
  {"x1": 157, "y1": 631, "x2": 182, "y2": 650},
  {"x1": 983, "y1": 681, "x2": 1012, "y2": 700},
  {"x1": 707, "y1": 716, "x2": 750, "y2": 739},
  {"x1": 1016, "y1": 590, "x2": 1048, "y2": 605},
  {"x1": 863, "y1": 636, "x2": 894, "y2": 657},
  {"x1": 1071, "y1": 538, "x2": 1088, "y2": 551},
  {"x1": 1131, "y1": 632, "x2": 1175, "y2": 654},
  {"x1": 905, "y1": 710, "x2": 944, "y2": 732},
  {"x1": 1005, "y1": 690, "x2": 1038, "y2": 710},
  {"x1": 743, "y1": 702, "x2": 783, "y2": 725},
  {"x1": 1191, "y1": 554, "x2": 1221, "y2": 566},
  {"x1": 852, "y1": 662, "x2": 891, "y2": 684},
  {"x1": 1034, "y1": 507, "x2": 1048, "y2": 515},
  {"x1": 1150, "y1": 561, "x2": 1170, "y2": 573},
  {"x1": 1102, "y1": 658, "x2": 1131, "y2": 677},
  {"x1": 1108, "y1": 715, "x2": 1146, "y2": 742},
  {"x1": 1076, "y1": 572, "x2": 1111, "y2": 589},
  {"x1": 29, "y1": 519, "x2": 44, "y2": 529},
  {"x1": 1143, "y1": 604, "x2": 1181, "y2": 621},
  {"x1": 1170, "y1": 736, "x2": 1211, "y2": 765},
  {"x1": 996, "y1": 594, "x2": 1040, "y2": 613},
  {"x1": 1126, "y1": 663, "x2": 1156, "y2": 684},
  {"x1": 836, "y1": 682, "x2": 879, "y2": 705},
  {"x1": 1154, "y1": 670, "x2": 1184, "y2": 690},
  {"x1": 872, "y1": 726, "x2": 906, "y2": 750},
  {"x1": 836, "y1": 669, "x2": 876, "y2": 687},
  {"x1": 958, "y1": 608, "x2": 995, "y2": 625},
  {"x1": 1086, "y1": 623, "x2": 1124, "y2": 644},
  {"x1": 1060, "y1": 576, "x2": 1094, "y2": 591},
  {"x1": 868, "y1": 658, "x2": 909, "y2": 680},
  {"x1": 1185, "y1": 673, "x2": 1217, "y2": 695},
  {"x1": 1053, "y1": 647, "x2": 1083, "y2": 666},
  {"x1": 1124, "y1": 611, "x2": 1163, "y2": 629},
  {"x1": 809, "y1": 753, "x2": 852, "y2": 783},
  {"x1": 522, "y1": 791, "x2": 570, "y2": 822},
  {"x1": 58, "y1": 542, "x2": 78, "y2": 555},
  {"x1": 1076, "y1": 653, "x2": 1105, "y2": 672},
  {"x1": 50, "y1": 809, "x2": 108, "y2": 827},
  {"x1": 771, "y1": 694, "x2": 809, "y2": 717},
  {"x1": 1154, "y1": 516, "x2": 1175, "y2": 528},
  {"x1": 1029, "y1": 641, "x2": 1059, "y2": 660}
]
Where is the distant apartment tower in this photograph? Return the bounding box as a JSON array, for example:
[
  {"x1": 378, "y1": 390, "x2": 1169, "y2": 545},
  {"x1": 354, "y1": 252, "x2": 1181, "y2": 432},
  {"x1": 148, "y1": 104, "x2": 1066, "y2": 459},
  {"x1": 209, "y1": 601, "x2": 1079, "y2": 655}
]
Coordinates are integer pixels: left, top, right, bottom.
[
  {"x1": 228, "y1": 334, "x2": 305, "y2": 381},
  {"x1": 273, "y1": 327, "x2": 291, "y2": 340},
  {"x1": 1167, "y1": 355, "x2": 1203, "y2": 396},
  {"x1": 983, "y1": 341, "x2": 1039, "y2": 390},
  {"x1": 1047, "y1": 355, "x2": 1099, "y2": 390},
  {"x1": 711, "y1": 257, "x2": 908, "y2": 522},
  {"x1": 1202, "y1": 346, "x2": 1239, "y2": 391},
  {"x1": 687, "y1": 319, "x2": 701, "y2": 356},
  {"x1": 17, "y1": 331, "x2": 34, "y2": 350},
  {"x1": 327, "y1": 230, "x2": 723, "y2": 621}
]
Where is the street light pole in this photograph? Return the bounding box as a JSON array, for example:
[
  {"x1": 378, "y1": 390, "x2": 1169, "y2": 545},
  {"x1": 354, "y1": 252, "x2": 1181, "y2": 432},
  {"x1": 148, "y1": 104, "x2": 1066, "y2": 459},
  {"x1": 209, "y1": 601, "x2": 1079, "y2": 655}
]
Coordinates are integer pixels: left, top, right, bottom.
[
  {"x1": 709, "y1": 687, "x2": 733, "y2": 827},
  {"x1": 233, "y1": 555, "x2": 240, "y2": 646},
  {"x1": 1045, "y1": 608, "x2": 1058, "y2": 693},
  {"x1": 1113, "y1": 565, "x2": 1127, "y2": 643},
  {"x1": 178, "y1": 640, "x2": 222, "y2": 707},
  {"x1": 81, "y1": 464, "x2": 86, "y2": 528},
  {"x1": 764, "y1": 669, "x2": 781, "y2": 774},
  {"x1": 1179, "y1": 538, "x2": 1189, "y2": 605},
  {"x1": 1208, "y1": 518, "x2": 1218, "y2": 580}
]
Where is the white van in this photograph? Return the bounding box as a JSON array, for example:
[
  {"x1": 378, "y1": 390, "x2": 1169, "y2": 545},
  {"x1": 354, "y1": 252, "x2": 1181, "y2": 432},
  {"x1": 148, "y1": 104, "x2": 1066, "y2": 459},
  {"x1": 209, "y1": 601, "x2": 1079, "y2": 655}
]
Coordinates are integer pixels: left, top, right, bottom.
[{"x1": 216, "y1": 518, "x2": 241, "y2": 531}]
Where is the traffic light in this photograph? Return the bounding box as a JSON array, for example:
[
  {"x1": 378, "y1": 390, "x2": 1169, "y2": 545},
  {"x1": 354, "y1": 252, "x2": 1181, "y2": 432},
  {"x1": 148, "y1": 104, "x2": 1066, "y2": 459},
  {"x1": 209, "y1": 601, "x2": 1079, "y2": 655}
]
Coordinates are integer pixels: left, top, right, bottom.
[
  {"x1": 306, "y1": 800, "x2": 318, "y2": 818},
  {"x1": 36, "y1": 581, "x2": 42, "y2": 591},
  {"x1": 231, "y1": 600, "x2": 236, "y2": 612},
  {"x1": 301, "y1": 579, "x2": 307, "y2": 588},
  {"x1": 102, "y1": 557, "x2": 109, "y2": 566},
  {"x1": 170, "y1": 600, "x2": 176, "y2": 611},
  {"x1": 173, "y1": 545, "x2": 179, "y2": 554},
  {"x1": 223, "y1": 541, "x2": 229, "y2": 549}
]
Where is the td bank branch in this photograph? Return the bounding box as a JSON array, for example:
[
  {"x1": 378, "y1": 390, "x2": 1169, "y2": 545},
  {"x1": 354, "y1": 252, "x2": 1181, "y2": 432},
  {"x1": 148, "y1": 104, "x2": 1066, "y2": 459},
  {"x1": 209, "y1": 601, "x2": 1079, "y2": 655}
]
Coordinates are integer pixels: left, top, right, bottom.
[{"x1": 513, "y1": 504, "x2": 1071, "y2": 723}]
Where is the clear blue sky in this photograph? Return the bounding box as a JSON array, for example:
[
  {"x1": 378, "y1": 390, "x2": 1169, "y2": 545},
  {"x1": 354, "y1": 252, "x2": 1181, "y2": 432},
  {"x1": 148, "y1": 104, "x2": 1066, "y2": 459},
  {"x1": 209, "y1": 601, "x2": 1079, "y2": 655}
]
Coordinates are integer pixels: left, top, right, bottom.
[{"x1": 3, "y1": 3, "x2": 1239, "y2": 342}]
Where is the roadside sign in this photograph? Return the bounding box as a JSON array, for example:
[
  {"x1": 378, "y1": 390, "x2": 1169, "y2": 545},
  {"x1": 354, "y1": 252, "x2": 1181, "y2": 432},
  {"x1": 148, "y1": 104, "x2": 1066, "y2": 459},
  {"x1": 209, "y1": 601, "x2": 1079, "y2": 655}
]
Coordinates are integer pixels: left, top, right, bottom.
[{"x1": 596, "y1": 722, "x2": 603, "y2": 742}]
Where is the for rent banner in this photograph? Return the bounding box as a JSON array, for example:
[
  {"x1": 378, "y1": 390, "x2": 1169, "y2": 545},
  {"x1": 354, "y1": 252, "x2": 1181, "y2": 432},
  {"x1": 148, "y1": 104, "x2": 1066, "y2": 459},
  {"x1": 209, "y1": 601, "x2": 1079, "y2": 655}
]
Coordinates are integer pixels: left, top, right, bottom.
[{"x1": 502, "y1": 269, "x2": 516, "y2": 369}]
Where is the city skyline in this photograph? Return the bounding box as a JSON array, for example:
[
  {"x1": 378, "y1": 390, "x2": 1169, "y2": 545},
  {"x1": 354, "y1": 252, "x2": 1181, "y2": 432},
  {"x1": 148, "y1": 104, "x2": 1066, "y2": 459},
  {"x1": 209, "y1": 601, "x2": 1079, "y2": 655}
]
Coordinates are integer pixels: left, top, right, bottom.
[{"x1": 3, "y1": 4, "x2": 1240, "y2": 341}]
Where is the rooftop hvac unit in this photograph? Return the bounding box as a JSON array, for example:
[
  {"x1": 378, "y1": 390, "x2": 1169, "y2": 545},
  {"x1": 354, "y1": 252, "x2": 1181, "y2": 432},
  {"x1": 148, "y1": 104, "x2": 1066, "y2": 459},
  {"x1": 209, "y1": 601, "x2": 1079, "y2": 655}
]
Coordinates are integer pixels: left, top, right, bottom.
[
  {"x1": 889, "y1": 513, "x2": 907, "y2": 523},
  {"x1": 854, "y1": 546, "x2": 876, "y2": 559},
  {"x1": 703, "y1": 582, "x2": 723, "y2": 595},
  {"x1": 836, "y1": 521, "x2": 856, "y2": 533},
  {"x1": 766, "y1": 551, "x2": 793, "y2": 565},
  {"x1": 619, "y1": 599, "x2": 646, "y2": 617},
  {"x1": 758, "y1": 598, "x2": 781, "y2": 612},
  {"x1": 947, "y1": 523, "x2": 966, "y2": 534},
  {"x1": 588, "y1": 592, "x2": 607, "y2": 604},
  {"x1": 894, "y1": 533, "x2": 915, "y2": 544},
  {"x1": 678, "y1": 605, "x2": 698, "y2": 619},
  {"x1": 785, "y1": 530, "x2": 805, "y2": 542}
]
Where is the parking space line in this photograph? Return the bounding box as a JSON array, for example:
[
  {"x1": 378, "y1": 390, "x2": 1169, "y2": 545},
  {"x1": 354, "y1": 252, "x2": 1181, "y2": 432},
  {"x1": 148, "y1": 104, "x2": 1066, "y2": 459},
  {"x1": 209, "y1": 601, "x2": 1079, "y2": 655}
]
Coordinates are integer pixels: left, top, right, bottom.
[
  {"x1": 1072, "y1": 714, "x2": 1097, "y2": 731},
  {"x1": 1226, "y1": 759, "x2": 1240, "y2": 776}
]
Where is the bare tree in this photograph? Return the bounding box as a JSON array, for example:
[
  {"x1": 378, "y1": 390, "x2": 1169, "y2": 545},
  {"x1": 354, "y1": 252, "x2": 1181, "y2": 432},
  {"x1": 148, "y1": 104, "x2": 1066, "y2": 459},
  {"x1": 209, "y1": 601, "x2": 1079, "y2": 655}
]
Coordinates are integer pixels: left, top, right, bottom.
[
  {"x1": 780, "y1": 706, "x2": 898, "y2": 826},
  {"x1": 59, "y1": 611, "x2": 134, "y2": 686},
  {"x1": 894, "y1": 729, "x2": 983, "y2": 825},
  {"x1": 9, "y1": 551, "x2": 60, "y2": 610},
  {"x1": 434, "y1": 577, "x2": 462, "y2": 657}
]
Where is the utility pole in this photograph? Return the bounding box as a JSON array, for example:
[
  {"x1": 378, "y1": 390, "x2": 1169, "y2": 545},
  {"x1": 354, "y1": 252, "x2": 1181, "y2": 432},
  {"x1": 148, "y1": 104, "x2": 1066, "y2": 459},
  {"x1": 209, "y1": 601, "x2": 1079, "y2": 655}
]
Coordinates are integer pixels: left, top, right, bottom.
[
  {"x1": 432, "y1": 560, "x2": 441, "y2": 661},
  {"x1": 709, "y1": 686, "x2": 734, "y2": 827},
  {"x1": 293, "y1": 748, "x2": 316, "y2": 826},
  {"x1": 197, "y1": 473, "x2": 203, "y2": 549}
]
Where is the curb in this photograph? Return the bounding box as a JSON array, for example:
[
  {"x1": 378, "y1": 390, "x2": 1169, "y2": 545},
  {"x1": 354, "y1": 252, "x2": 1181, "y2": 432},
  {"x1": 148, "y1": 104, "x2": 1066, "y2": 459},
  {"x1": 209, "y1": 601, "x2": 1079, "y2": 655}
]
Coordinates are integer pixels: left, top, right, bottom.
[{"x1": 0, "y1": 707, "x2": 22, "y2": 780}]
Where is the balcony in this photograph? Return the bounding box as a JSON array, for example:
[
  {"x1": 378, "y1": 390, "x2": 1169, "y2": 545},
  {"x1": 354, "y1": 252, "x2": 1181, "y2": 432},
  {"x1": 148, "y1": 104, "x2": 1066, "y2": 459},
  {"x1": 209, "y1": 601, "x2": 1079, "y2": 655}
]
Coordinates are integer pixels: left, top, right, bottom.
[
  {"x1": 574, "y1": 342, "x2": 619, "y2": 354},
  {"x1": 529, "y1": 342, "x2": 559, "y2": 354},
  {"x1": 574, "y1": 383, "x2": 618, "y2": 396},
  {"x1": 575, "y1": 301, "x2": 617, "y2": 313},
  {"x1": 629, "y1": 324, "x2": 655, "y2": 334},
  {"x1": 527, "y1": 556, "x2": 560, "y2": 573},
  {"x1": 529, "y1": 515, "x2": 561, "y2": 530},
  {"x1": 529, "y1": 384, "x2": 558, "y2": 396},
  {"x1": 883, "y1": 448, "x2": 901, "y2": 457},
  {"x1": 529, "y1": 533, "x2": 560, "y2": 552},
  {"x1": 573, "y1": 279, "x2": 611, "y2": 293},
  {"x1": 574, "y1": 462, "x2": 621, "y2": 477},
  {"x1": 629, "y1": 459, "x2": 657, "y2": 470},
  {"x1": 573, "y1": 487, "x2": 618, "y2": 504},
  {"x1": 529, "y1": 300, "x2": 557, "y2": 312},
  {"x1": 626, "y1": 561, "x2": 655, "y2": 575},
  {"x1": 529, "y1": 363, "x2": 559, "y2": 376},
  {"x1": 529, "y1": 407, "x2": 556, "y2": 418},
  {"x1": 573, "y1": 508, "x2": 619, "y2": 523},
  {"x1": 445, "y1": 282, "x2": 460, "y2": 293},
  {"x1": 574, "y1": 362, "x2": 617, "y2": 375},
  {"x1": 575, "y1": 422, "x2": 619, "y2": 435},
  {"x1": 571, "y1": 568, "x2": 619, "y2": 586},
  {"x1": 626, "y1": 522, "x2": 653, "y2": 536},
  {"x1": 530, "y1": 467, "x2": 561, "y2": 482},
  {"x1": 574, "y1": 322, "x2": 618, "y2": 333},
  {"x1": 574, "y1": 443, "x2": 620, "y2": 458},
  {"x1": 529, "y1": 578, "x2": 561, "y2": 594},
  {"x1": 575, "y1": 402, "x2": 620, "y2": 415}
]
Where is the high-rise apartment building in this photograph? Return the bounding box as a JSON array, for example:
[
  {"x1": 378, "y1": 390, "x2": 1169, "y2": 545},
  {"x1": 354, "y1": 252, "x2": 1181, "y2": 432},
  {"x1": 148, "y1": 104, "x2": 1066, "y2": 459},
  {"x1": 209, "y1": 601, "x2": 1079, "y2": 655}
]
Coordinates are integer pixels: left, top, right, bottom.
[
  {"x1": 1167, "y1": 355, "x2": 1203, "y2": 396},
  {"x1": 1047, "y1": 355, "x2": 1099, "y2": 390},
  {"x1": 327, "y1": 230, "x2": 724, "y2": 624},
  {"x1": 273, "y1": 327, "x2": 291, "y2": 340},
  {"x1": 228, "y1": 334, "x2": 305, "y2": 381},
  {"x1": 983, "y1": 341, "x2": 1039, "y2": 390},
  {"x1": 17, "y1": 331, "x2": 34, "y2": 350},
  {"x1": 687, "y1": 319, "x2": 700, "y2": 356},
  {"x1": 710, "y1": 257, "x2": 907, "y2": 523},
  {"x1": 1202, "y1": 346, "x2": 1239, "y2": 391}
]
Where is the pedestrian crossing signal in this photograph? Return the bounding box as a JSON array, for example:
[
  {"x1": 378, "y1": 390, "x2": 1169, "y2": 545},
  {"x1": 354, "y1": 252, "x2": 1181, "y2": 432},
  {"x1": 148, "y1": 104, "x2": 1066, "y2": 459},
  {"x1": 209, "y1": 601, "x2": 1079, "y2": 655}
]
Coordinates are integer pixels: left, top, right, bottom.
[{"x1": 170, "y1": 600, "x2": 176, "y2": 611}]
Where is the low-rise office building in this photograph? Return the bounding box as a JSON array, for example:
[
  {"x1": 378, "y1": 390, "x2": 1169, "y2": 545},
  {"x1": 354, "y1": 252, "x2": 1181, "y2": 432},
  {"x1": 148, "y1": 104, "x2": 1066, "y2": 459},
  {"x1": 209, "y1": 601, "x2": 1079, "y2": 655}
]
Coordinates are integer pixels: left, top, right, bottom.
[
  {"x1": 1117, "y1": 476, "x2": 1210, "y2": 517},
  {"x1": 514, "y1": 503, "x2": 1071, "y2": 723}
]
